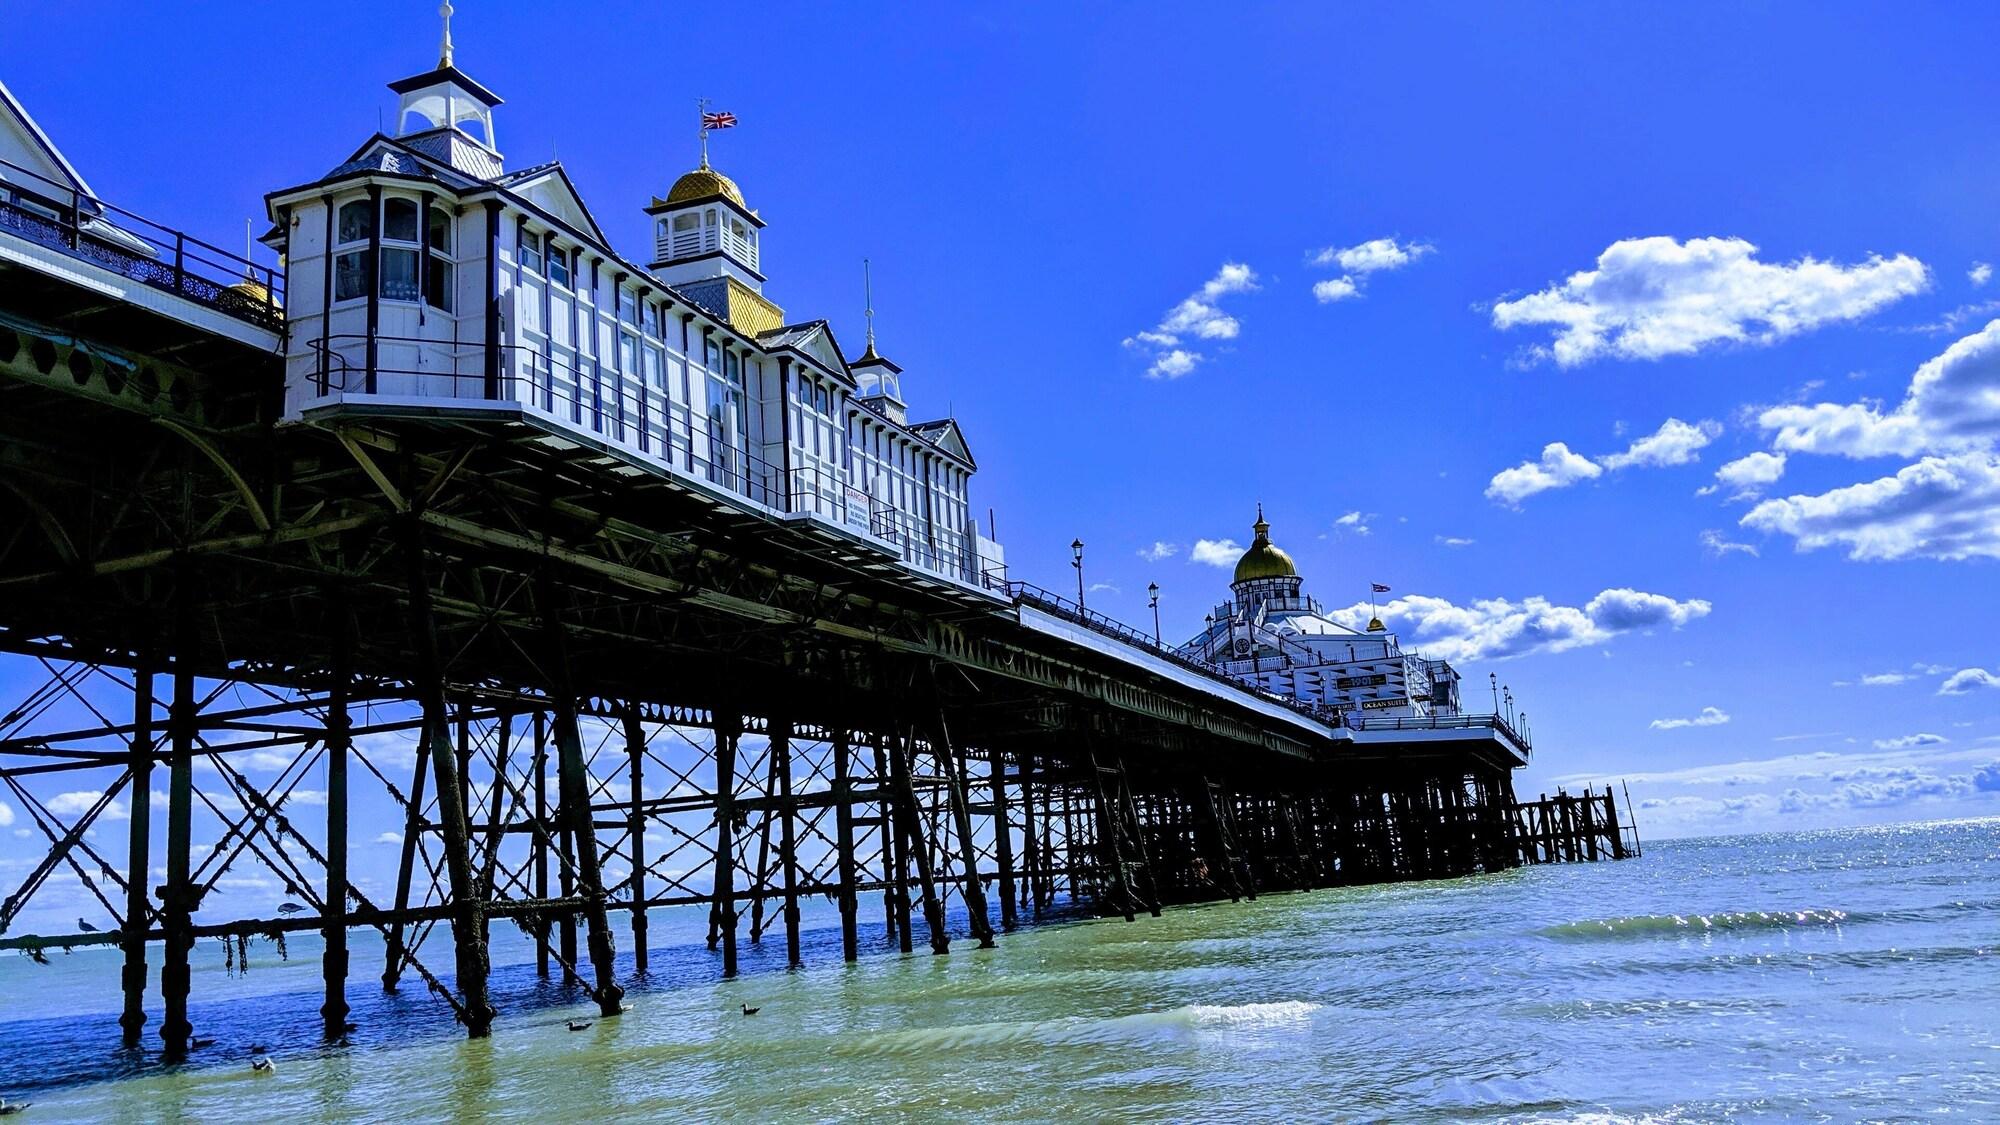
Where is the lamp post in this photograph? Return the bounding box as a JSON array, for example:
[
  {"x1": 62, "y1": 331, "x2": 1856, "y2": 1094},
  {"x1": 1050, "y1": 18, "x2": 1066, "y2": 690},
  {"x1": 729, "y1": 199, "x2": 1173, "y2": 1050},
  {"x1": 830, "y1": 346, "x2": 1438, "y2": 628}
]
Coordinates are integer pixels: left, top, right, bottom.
[
  {"x1": 1148, "y1": 582, "x2": 1161, "y2": 644},
  {"x1": 1071, "y1": 538, "x2": 1085, "y2": 611},
  {"x1": 1489, "y1": 672, "x2": 1499, "y2": 714}
]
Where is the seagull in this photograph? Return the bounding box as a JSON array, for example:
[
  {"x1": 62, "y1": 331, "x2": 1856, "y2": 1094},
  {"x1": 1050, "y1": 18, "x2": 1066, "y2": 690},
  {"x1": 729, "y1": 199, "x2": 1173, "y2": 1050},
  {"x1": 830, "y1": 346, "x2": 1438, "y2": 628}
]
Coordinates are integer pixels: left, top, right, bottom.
[
  {"x1": 276, "y1": 903, "x2": 306, "y2": 915},
  {"x1": 189, "y1": 1037, "x2": 216, "y2": 1050},
  {"x1": 740, "y1": 1003, "x2": 760, "y2": 1016},
  {"x1": 251, "y1": 1058, "x2": 275, "y2": 1074},
  {"x1": 566, "y1": 1019, "x2": 592, "y2": 1032},
  {"x1": 77, "y1": 918, "x2": 99, "y2": 933},
  {"x1": 0, "y1": 1096, "x2": 30, "y2": 1115}
]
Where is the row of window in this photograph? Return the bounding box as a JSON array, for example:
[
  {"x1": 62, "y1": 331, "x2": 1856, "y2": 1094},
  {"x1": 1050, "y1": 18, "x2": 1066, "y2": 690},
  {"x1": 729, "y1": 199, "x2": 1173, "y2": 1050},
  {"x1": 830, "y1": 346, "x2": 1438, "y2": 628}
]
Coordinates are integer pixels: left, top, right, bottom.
[{"x1": 332, "y1": 197, "x2": 454, "y2": 310}]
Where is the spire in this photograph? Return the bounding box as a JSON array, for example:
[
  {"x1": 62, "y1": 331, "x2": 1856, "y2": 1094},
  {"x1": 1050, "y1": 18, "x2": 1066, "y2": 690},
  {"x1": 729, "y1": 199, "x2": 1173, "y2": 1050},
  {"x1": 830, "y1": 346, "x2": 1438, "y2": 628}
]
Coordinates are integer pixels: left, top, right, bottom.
[
  {"x1": 862, "y1": 258, "x2": 878, "y2": 361},
  {"x1": 1253, "y1": 503, "x2": 1270, "y2": 541},
  {"x1": 438, "y1": 0, "x2": 455, "y2": 67}
]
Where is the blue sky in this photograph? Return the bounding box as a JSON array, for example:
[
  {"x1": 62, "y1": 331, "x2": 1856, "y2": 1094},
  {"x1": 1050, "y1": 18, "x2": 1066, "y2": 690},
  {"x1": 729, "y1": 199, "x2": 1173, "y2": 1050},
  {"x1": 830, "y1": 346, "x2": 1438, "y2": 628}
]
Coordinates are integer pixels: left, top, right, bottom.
[{"x1": 4, "y1": 0, "x2": 1999, "y2": 871}]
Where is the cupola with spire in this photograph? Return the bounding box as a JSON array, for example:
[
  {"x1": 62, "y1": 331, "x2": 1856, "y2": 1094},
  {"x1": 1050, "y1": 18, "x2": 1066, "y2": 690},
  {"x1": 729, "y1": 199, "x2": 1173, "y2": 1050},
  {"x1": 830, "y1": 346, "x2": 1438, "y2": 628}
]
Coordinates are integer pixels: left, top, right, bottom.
[
  {"x1": 851, "y1": 258, "x2": 907, "y2": 422},
  {"x1": 645, "y1": 124, "x2": 765, "y2": 289},
  {"x1": 1230, "y1": 506, "x2": 1306, "y2": 614},
  {"x1": 385, "y1": 2, "x2": 504, "y2": 178}
]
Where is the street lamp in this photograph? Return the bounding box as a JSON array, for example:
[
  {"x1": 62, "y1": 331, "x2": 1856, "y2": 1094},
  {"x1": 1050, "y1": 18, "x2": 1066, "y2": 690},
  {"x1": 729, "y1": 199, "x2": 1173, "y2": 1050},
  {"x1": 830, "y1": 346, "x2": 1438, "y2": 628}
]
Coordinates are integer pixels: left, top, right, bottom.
[
  {"x1": 1489, "y1": 672, "x2": 1499, "y2": 714},
  {"x1": 1070, "y1": 538, "x2": 1085, "y2": 611},
  {"x1": 1148, "y1": 582, "x2": 1161, "y2": 644}
]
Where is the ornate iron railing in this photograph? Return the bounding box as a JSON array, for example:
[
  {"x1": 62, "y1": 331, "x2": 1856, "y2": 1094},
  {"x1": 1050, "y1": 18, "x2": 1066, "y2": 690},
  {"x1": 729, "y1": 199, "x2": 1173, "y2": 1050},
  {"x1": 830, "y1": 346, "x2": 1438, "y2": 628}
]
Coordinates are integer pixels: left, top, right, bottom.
[{"x1": 0, "y1": 156, "x2": 283, "y2": 330}]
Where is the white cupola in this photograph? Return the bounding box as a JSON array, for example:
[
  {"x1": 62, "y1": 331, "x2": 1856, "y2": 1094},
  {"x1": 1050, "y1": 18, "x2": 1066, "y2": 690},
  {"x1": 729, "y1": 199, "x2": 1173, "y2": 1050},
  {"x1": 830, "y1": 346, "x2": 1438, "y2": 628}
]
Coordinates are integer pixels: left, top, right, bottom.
[{"x1": 385, "y1": 2, "x2": 504, "y2": 178}]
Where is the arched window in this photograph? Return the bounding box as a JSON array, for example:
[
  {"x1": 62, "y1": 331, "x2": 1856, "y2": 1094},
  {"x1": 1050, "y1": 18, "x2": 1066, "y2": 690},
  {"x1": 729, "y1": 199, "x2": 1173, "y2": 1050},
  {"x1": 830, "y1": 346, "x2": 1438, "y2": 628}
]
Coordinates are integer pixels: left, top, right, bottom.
[{"x1": 673, "y1": 214, "x2": 699, "y2": 232}]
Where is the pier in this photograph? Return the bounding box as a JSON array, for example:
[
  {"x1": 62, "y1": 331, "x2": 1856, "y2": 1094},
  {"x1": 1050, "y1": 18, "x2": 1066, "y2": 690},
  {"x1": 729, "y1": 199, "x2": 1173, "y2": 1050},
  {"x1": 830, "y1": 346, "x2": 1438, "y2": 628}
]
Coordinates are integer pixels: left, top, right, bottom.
[{"x1": 0, "y1": 61, "x2": 1634, "y2": 1062}]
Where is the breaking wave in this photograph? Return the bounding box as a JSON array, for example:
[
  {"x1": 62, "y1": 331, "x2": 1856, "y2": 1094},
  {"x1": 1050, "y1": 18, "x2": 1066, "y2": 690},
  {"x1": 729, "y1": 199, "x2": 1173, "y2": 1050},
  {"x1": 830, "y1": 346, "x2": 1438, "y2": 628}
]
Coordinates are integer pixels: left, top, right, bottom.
[{"x1": 1541, "y1": 908, "x2": 1853, "y2": 939}]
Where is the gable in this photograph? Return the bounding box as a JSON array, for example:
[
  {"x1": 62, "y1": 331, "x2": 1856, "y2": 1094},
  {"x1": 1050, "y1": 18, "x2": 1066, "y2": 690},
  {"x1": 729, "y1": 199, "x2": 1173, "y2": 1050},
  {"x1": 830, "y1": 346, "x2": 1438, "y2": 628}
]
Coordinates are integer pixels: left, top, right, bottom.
[
  {"x1": 502, "y1": 163, "x2": 609, "y2": 246},
  {"x1": 0, "y1": 78, "x2": 95, "y2": 205},
  {"x1": 792, "y1": 326, "x2": 847, "y2": 374}
]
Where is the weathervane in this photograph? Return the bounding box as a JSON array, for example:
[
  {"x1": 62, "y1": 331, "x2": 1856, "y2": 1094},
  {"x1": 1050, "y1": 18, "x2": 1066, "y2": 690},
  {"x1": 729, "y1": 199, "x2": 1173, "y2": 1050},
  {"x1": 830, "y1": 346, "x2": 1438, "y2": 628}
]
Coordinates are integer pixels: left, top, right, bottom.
[{"x1": 697, "y1": 98, "x2": 737, "y2": 168}]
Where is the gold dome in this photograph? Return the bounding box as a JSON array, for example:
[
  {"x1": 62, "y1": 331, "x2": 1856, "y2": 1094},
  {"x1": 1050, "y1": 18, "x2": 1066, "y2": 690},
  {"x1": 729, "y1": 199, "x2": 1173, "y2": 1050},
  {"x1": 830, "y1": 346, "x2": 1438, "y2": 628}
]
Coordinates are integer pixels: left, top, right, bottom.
[
  {"x1": 664, "y1": 161, "x2": 745, "y2": 208},
  {"x1": 1232, "y1": 507, "x2": 1298, "y2": 584}
]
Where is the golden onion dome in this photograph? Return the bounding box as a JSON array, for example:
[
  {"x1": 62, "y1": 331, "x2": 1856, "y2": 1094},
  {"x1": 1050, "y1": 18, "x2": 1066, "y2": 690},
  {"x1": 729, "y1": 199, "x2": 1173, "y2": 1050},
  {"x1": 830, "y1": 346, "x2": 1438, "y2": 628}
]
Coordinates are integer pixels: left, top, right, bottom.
[
  {"x1": 1232, "y1": 507, "x2": 1299, "y2": 584},
  {"x1": 665, "y1": 161, "x2": 746, "y2": 208}
]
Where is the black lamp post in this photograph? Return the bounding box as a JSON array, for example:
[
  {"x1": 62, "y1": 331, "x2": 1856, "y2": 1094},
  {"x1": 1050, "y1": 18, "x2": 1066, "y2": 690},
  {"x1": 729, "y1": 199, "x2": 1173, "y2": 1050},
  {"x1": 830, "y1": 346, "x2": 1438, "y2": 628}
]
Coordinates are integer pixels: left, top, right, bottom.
[
  {"x1": 1148, "y1": 582, "x2": 1161, "y2": 644},
  {"x1": 1070, "y1": 538, "x2": 1085, "y2": 611}
]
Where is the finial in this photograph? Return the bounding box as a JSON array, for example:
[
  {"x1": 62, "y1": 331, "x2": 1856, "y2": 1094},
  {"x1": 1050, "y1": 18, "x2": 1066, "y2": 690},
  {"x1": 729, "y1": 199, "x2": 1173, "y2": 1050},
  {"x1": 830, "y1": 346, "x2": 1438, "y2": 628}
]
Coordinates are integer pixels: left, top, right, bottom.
[
  {"x1": 438, "y1": 1, "x2": 455, "y2": 67},
  {"x1": 1253, "y1": 503, "x2": 1269, "y2": 538},
  {"x1": 863, "y1": 258, "x2": 877, "y2": 357}
]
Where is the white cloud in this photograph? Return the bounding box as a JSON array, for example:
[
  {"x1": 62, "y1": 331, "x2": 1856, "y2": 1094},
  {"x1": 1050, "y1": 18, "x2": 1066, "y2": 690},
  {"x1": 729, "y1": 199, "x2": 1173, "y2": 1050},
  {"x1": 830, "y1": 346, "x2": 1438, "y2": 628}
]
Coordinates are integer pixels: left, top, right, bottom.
[
  {"x1": 1599, "y1": 417, "x2": 1722, "y2": 471},
  {"x1": 1873, "y1": 733, "x2": 1948, "y2": 750},
  {"x1": 375, "y1": 831, "x2": 403, "y2": 845},
  {"x1": 1307, "y1": 239, "x2": 1432, "y2": 303},
  {"x1": 1335, "y1": 511, "x2": 1371, "y2": 536},
  {"x1": 1087, "y1": 582, "x2": 1120, "y2": 595},
  {"x1": 1189, "y1": 539, "x2": 1243, "y2": 567},
  {"x1": 1313, "y1": 237, "x2": 1433, "y2": 274},
  {"x1": 1146, "y1": 349, "x2": 1200, "y2": 380},
  {"x1": 1713, "y1": 451, "x2": 1788, "y2": 498},
  {"x1": 1650, "y1": 706, "x2": 1731, "y2": 730},
  {"x1": 1435, "y1": 536, "x2": 1475, "y2": 548},
  {"x1": 47, "y1": 791, "x2": 129, "y2": 821},
  {"x1": 1491, "y1": 236, "x2": 1927, "y2": 366},
  {"x1": 1329, "y1": 586, "x2": 1710, "y2": 662},
  {"x1": 1740, "y1": 452, "x2": 2000, "y2": 561},
  {"x1": 0, "y1": 801, "x2": 12, "y2": 828},
  {"x1": 1940, "y1": 667, "x2": 2000, "y2": 695},
  {"x1": 1312, "y1": 277, "x2": 1359, "y2": 303},
  {"x1": 1124, "y1": 263, "x2": 1259, "y2": 379},
  {"x1": 1759, "y1": 319, "x2": 2000, "y2": 460},
  {"x1": 1973, "y1": 262, "x2": 1993, "y2": 287},
  {"x1": 1486, "y1": 442, "x2": 1603, "y2": 505},
  {"x1": 1856, "y1": 672, "x2": 1912, "y2": 687},
  {"x1": 1138, "y1": 541, "x2": 1179, "y2": 563},
  {"x1": 1699, "y1": 529, "x2": 1759, "y2": 557}
]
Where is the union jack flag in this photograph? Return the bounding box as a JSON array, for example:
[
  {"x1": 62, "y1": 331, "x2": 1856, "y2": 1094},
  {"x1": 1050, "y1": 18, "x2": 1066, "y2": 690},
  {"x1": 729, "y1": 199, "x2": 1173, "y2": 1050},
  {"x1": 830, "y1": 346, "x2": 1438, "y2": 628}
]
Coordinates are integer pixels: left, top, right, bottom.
[
  {"x1": 701, "y1": 111, "x2": 738, "y2": 130},
  {"x1": 1372, "y1": 583, "x2": 1391, "y2": 593}
]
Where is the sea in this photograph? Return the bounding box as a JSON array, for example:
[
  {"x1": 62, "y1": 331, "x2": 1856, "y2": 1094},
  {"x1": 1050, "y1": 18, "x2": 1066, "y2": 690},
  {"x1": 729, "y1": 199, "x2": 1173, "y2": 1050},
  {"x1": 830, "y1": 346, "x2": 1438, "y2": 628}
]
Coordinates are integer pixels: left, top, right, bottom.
[{"x1": 0, "y1": 818, "x2": 1994, "y2": 1122}]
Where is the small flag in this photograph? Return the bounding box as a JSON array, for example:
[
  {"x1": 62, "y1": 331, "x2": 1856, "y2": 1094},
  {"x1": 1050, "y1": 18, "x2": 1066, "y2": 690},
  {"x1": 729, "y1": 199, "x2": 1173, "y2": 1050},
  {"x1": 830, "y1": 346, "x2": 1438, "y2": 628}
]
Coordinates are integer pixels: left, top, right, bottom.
[
  {"x1": 1371, "y1": 583, "x2": 1391, "y2": 593},
  {"x1": 701, "y1": 111, "x2": 738, "y2": 130}
]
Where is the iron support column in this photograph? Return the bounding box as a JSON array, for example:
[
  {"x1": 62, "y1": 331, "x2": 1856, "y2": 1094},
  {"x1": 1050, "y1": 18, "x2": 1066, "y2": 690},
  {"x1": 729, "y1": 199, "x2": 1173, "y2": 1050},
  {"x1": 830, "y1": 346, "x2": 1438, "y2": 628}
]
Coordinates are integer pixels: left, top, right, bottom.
[{"x1": 118, "y1": 665, "x2": 153, "y2": 1046}]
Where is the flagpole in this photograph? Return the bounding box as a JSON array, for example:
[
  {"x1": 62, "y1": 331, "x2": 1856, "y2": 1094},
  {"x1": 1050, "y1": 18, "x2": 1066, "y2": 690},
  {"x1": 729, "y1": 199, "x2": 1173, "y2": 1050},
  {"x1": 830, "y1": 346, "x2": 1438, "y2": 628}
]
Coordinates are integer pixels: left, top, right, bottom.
[{"x1": 698, "y1": 96, "x2": 709, "y2": 168}]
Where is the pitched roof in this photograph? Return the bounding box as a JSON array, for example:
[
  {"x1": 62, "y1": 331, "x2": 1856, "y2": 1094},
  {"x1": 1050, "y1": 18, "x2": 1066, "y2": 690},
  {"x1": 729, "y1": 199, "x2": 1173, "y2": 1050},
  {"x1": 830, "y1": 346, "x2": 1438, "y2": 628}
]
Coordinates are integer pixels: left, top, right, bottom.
[
  {"x1": 910, "y1": 417, "x2": 976, "y2": 469},
  {"x1": 0, "y1": 77, "x2": 101, "y2": 211}
]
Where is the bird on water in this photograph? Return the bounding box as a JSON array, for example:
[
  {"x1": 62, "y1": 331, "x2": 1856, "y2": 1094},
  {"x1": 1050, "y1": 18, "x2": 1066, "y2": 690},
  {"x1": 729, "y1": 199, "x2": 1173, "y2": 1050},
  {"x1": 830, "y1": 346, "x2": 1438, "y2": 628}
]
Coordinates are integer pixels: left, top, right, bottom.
[
  {"x1": 740, "y1": 1004, "x2": 760, "y2": 1016},
  {"x1": 251, "y1": 1058, "x2": 275, "y2": 1075},
  {"x1": 189, "y1": 1037, "x2": 216, "y2": 1050},
  {"x1": 0, "y1": 1096, "x2": 30, "y2": 1115},
  {"x1": 566, "y1": 1019, "x2": 592, "y2": 1032}
]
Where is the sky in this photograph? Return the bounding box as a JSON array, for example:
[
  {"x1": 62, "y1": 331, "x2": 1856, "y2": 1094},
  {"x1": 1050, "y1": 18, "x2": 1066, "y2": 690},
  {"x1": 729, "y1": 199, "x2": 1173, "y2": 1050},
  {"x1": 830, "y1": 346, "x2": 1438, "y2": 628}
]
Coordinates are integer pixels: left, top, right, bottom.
[{"x1": 3, "y1": 0, "x2": 2000, "y2": 909}]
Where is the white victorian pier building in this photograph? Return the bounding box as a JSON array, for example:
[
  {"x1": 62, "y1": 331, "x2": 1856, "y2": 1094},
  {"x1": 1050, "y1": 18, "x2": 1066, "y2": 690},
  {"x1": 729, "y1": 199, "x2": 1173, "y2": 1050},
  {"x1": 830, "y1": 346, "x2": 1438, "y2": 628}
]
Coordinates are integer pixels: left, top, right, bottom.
[
  {"x1": 264, "y1": 34, "x2": 998, "y2": 591},
  {"x1": 1181, "y1": 510, "x2": 1466, "y2": 723}
]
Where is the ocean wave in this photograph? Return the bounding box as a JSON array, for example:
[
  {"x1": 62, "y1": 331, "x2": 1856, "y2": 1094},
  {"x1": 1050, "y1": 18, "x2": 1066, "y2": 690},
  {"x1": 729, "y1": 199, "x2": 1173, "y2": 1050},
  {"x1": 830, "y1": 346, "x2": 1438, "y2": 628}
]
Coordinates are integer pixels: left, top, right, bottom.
[
  {"x1": 1542, "y1": 909, "x2": 1852, "y2": 939},
  {"x1": 826, "y1": 1000, "x2": 1322, "y2": 1057}
]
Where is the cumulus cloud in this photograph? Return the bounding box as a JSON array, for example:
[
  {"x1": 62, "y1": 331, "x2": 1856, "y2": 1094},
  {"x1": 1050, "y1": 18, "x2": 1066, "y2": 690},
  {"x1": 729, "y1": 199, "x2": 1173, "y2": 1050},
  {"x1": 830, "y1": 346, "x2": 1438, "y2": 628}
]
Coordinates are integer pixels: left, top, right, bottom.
[
  {"x1": 1489, "y1": 418, "x2": 1720, "y2": 506},
  {"x1": 1491, "y1": 236, "x2": 1927, "y2": 366},
  {"x1": 1599, "y1": 418, "x2": 1722, "y2": 471},
  {"x1": 1740, "y1": 452, "x2": 2000, "y2": 561},
  {"x1": 1328, "y1": 586, "x2": 1710, "y2": 662},
  {"x1": 1189, "y1": 538, "x2": 1243, "y2": 567},
  {"x1": 1758, "y1": 319, "x2": 2000, "y2": 460},
  {"x1": 1312, "y1": 277, "x2": 1359, "y2": 303},
  {"x1": 1308, "y1": 238, "x2": 1432, "y2": 303},
  {"x1": 1138, "y1": 541, "x2": 1179, "y2": 563},
  {"x1": 1313, "y1": 238, "x2": 1433, "y2": 274},
  {"x1": 1973, "y1": 262, "x2": 1993, "y2": 287},
  {"x1": 1873, "y1": 733, "x2": 1947, "y2": 750},
  {"x1": 1712, "y1": 451, "x2": 1787, "y2": 497},
  {"x1": 1699, "y1": 529, "x2": 1759, "y2": 558},
  {"x1": 1650, "y1": 706, "x2": 1731, "y2": 730},
  {"x1": 375, "y1": 831, "x2": 403, "y2": 845},
  {"x1": 0, "y1": 801, "x2": 12, "y2": 828},
  {"x1": 47, "y1": 790, "x2": 129, "y2": 821},
  {"x1": 1486, "y1": 442, "x2": 1602, "y2": 505},
  {"x1": 1335, "y1": 511, "x2": 1372, "y2": 536},
  {"x1": 1940, "y1": 667, "x2": 2000, "y2": 695},
  {"x1": 1124, "y1": 263, "x2": 1259, "y2": 379}
]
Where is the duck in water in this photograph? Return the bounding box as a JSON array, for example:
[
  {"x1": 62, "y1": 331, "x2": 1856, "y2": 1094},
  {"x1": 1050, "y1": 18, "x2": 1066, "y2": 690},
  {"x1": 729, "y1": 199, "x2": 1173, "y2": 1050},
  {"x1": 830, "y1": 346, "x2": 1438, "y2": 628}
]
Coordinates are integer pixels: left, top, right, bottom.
[
  {"x1": 740, "y1": 1003, "x2": 760, "y2": 1016},
  {"x1": 0, "y1": 1095, "x2": 31, "y2": 1115},
  {"x1": 251, "y1": 1058, "x2": 275, "y2": 1075}
]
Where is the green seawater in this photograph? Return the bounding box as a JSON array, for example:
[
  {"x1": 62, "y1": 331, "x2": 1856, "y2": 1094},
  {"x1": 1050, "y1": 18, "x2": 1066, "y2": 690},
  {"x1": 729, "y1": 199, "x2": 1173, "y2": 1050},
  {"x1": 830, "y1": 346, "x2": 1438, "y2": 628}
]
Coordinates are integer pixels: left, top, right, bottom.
[{"x1": 2, "y1": 819, "x2": 1996, "y2": 1122}]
